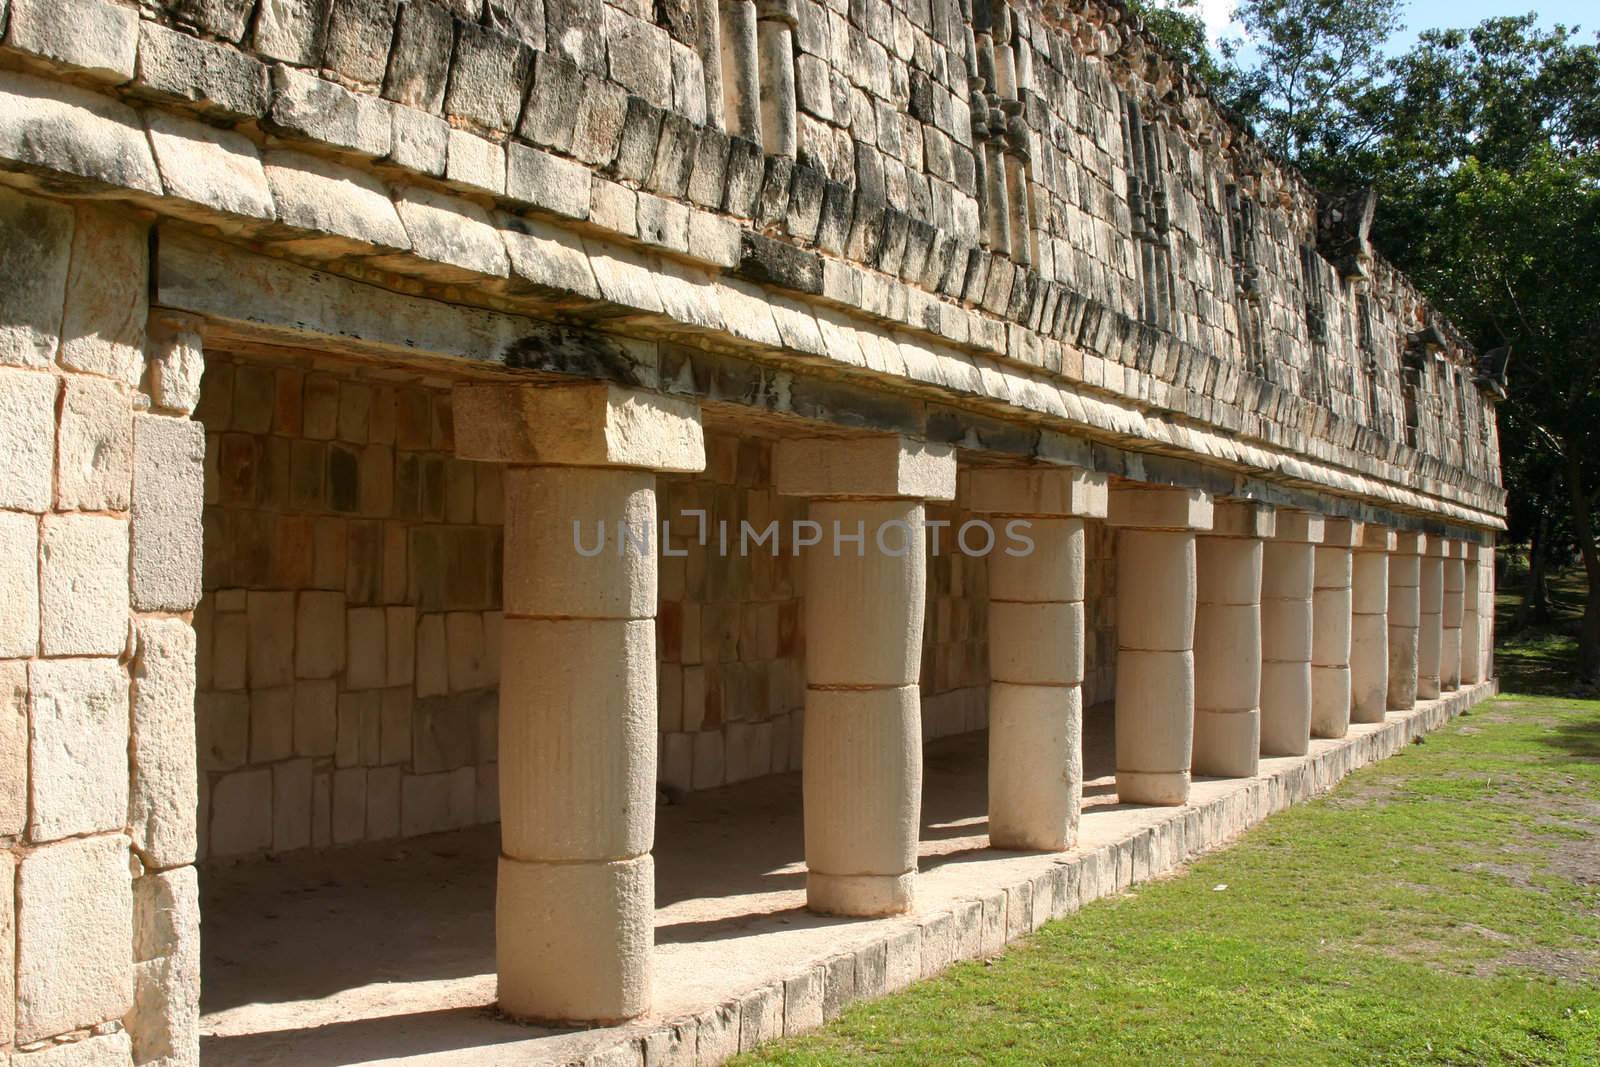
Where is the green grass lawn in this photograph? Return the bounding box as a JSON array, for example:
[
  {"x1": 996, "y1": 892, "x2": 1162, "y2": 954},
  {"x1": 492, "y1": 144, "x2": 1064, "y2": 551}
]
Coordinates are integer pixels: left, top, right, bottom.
[{"x1": 743, "y1": 570, "x2": 1600, "y2": 1065}]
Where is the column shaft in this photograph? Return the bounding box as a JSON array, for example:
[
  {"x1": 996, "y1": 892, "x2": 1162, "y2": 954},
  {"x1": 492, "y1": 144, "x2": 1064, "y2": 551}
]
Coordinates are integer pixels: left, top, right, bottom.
[
  {"x1": 719, "y1": 0, "x2": 762, "y2": 142},
  {"x1": 1260, "y1": 519, "x2": 1319, "y2": 756},
  {"x1": 988, "y1": 518, "x2": 1085, "y2": 850},
  {"x1": 1350, "y1": 531, "x2": 1392, "y2": 723},
  {"x1": 803, "y1": 498, "x2": 925, "y2": 915},
  {"x1": 1441, "y1": 550, "x2": 1465, "y2": 691},
  {"x1": 1193, "y1": 523, "x2": 1264, "y2": 777},
  {"x1": 1461, "y1": 557, "x2": 1482, "y2": 685},
  {"x1": 755, "y1": 1, "x2": 797, "y2": 157},
  {"x1": 1417, "y1": 550, "x2": 1444, "y2": 699},
  {"x1": 497, "y1": 467, "x2": 658, "y2": 1023},
  {"x1": 1310, "y1": 524, "x2": 1355, "y2": 739},
  {"x1": 1114, "y1": 529, "x2": 1197, "y2": 804},
  {"x1": 1387, "y1": 535, "x2": 1423, "y2": 710}
]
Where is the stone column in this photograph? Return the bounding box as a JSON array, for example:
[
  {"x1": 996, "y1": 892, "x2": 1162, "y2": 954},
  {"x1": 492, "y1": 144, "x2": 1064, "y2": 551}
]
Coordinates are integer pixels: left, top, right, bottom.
[
  {"x1": 775, "y1": 435, "x2": 957, "y2": 916},
  {"x1": 455, "y1": 382, "x2": 705, "y2": 1024},
  {"x1": 1417, "y1": 539, "x2": 1446, "y2": 700},
  {"x1": 755, "y1": 0, "x2": 798, "y2": 158},
  {"x1": 1192, "y1": 501, "x2": 1273, "y2": 778},
  {"x1": 1106, "y1": 484, "x2": 1214, "y2": 806},
  {"x1": 1387, "y1": 532, "x2": 1425, "y2": 710},
  {"x1": 720, "y1": 0, "x2": 762, "y2": 142},
  {"x1": 1441, "y1": 541, "x2": 1466, "y2": 691},
  {"x1": 1350, "y1": 525, "x2": 1395, "y2": 723},
  {"x1": 967, "y1": 467, "x2": 1108, "y2": 850},
  {"x1": 1461, "y1": 549, "x2": 1482, "y2": 686},
  {"x1": 1260, "y1": 511, "x2": 1324, "y2": 756},
  {"x1": 1310, "y1": 519, "x2": 1359, "y2": 739}
]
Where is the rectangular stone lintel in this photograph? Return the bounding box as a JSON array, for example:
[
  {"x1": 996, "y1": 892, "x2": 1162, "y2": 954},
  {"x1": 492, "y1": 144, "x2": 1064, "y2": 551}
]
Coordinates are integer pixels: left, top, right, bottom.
[
  {"x1": 1319, "y1": 517, "x2": 1361, "y2": 547},
  {"x1": 1423, "y1": 536, "x2": 1449, "y2": 557},
  {"x1": 1271, "y1": 509, "x2": 1324, "y2": 544},
  {"x1": 773, "y1": 435, "x2": 956, "y2": 500},
  {"x1": 453, "y1": 381, "x2": 705, "y2": 472},
  {"x1": 1207, "y1": 500, "x2": 1275, "y2": 539},
  {"x1": 1104, "y1": 484, "x2": 1212, "y2": 531},
  {"x1": 1356, "y1": 524, "x2": 1397, "y2": 552},
  {"x1": 1392, "y1": 531, "x2": 1427, "y2": 555},
  {"x1": 1442, "y1": 539, "x2": 1470, "y2": 558},
  {"x1": 963, "y1": 466, "x2": 1107, "y2": 517}
]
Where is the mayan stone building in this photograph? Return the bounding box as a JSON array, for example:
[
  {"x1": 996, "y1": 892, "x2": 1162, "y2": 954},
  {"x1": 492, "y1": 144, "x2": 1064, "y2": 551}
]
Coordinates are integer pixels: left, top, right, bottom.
[{"x1": 0, "y1": 0, "x2": 1504, "y2": 1061}]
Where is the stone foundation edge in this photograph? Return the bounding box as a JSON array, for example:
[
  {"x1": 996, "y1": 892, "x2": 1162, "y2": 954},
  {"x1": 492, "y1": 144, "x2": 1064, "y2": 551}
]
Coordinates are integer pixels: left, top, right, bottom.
[{"x1": 569, "y1": 677, "x2": 1498, "y2": 1067}]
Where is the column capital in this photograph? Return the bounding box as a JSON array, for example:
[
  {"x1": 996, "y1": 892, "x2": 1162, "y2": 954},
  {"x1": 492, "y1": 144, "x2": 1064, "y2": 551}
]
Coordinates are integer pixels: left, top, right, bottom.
[
  {"x1": 1105, "y1": 484, "x2": 1213, "y2": 531},
  {"x1": 1319, "y1": 518, "x2": 1362, "y2": 547},
  {"x1": 963, "y1": 466, "x2": 1107, "y2": 517},
  {"x1": 1443, "y1": 539, "x2": 1471, "y2": 559},
  {"x1": 774, "y1": 435, "x2": 956, "y2": 500},
  {"x1": 1272, "y1": 509, "x2": 1324, "y2": 543},
  {"x1": 1208, "y1": 500, "x2": 1276, "y2": 539},
  {"x1": 1423, "y1": 536, "x2": 1450, "y2": 557},
  {"x1": 453, "y1": 382, "x2": 706, "y2": 472},
  {"x1": 1473, "y1": 541, "x2": 1496, "y2": 563},
  {"x1": 1354, "y1": 525, "x2": 1397, "y2": 552},
  {"x1": 1393, "y1": 531, "x2": 1427, "y2": 555}
]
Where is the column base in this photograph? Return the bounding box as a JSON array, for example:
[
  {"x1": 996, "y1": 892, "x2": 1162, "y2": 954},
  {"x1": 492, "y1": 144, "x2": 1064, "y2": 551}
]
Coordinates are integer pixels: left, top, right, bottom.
[
  {"x1": 1192, "y1": 707, "x2": 1260, "y2": 778},
  {"x1": 496, "y1": 854, "x2": 653, "y2": 1024},
  {"x1": 1310, "y1": 666, "x2": 1351, "y2": 739},
  {"x1": 1115, "y1": 769, "x2": 1190, "y2": 806},
  {"x1": 1260, "y1": 660, "x2": 1311, "y2": 757},
  {"x1": 988, "y1": 682, "x2": 1081, "y2": 853},
  {"x1": 1417, "y1": 678, "x2": 1442, "y2": 700},
  {"x1": 807, "y1": 871, "x2": 915, "y2": 917}
]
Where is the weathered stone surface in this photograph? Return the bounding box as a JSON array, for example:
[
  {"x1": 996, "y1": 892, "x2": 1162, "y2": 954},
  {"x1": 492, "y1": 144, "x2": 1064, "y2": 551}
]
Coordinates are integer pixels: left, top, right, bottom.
[
  {"x1": 131, "y1": 618, "x2": 200, "y2": 869},
  {"x1": 571, "y1": 73, "x2": 629, "y2": 167},
  {"x1": 56, "y1": 375, "x2": 132, "y2": 511},
  {"x1": 15, "y1": 835, "x2": 134, "y2": 1042},
  {"x1": 15, "y1": 1029, "x2": 134, "y2": 1066},
  {"x1": 444, "y1": 22, "x2": 533, "y2": 132},
  {"x1": 322, "y1": 0, "x2": 399, "y2": 86},
  {"x1": 0, "y1": 70, "x2": 160, "y2": 193},
  {"x1": 604, "y1": 7, "x2": 671, "y2": 107},
  {"x1": 775, "y1": 435, "x2": 956, "y2": 500},
  {"x1": 737, "y1": 232, "x2": 824, "y2": 294},
  {"x1": 146, "y1": 110, "x2": 274, "y2": 220},
  {"x1": 167, "y1": 0, "x2": 257, "y2": 41},
  {"x1": 392, "y1": 185, "x2": 511, "y2": 277},
  {"x1": 0, "y1": 366, "x2": 57, "y2": 511},
  {"x1": 4, "y1": 0, "x2": 138, "y2": 82},
  {"x1": 210, "y1": 766, "x2": 272, "y2": 855},
  {"x1": 0, "y1": 185, "x2": 73, "y2": 370},
  {"x1": 388, "y1": 103, "x2": 449, "y2": 175},
  {"x1": 268, "y1": 64, "x2": 391, "y2": 156},
  {"x1": 382, "y1": 0, "x2": 453, "y2": 111},
  {"x1": 544, "y1": 0, "x2": 604, "y2": 71},
  {"x1": 505, "y1": 141, "x2": 591, "y2": 219},
  {"x1": 610, "y1": 94, "x2": 664, "y2": 183},
  {"x1": 445, "y1": 128, "x2": 505, "y2": 193},
  {"x1": 250, "y1": 0, "x2": 332, "y2": 65},
  {"x1": 499, "y1": 211, "x2": 602, "y2": 298},
  {"x1": 135, "y1": 20, "x2": 269, "y2": 118},
  {"x1": 0, "y1": 660, "x2": 27, "y2": 835},
  {"x1": 263, "y1": 149, "x2": 411, "y2": 251},
  {"x1": 28, "y1": 657, "x2": 129, "y2": 841},
  {"x1": 0, "y1": 510, "x2": 40, "y2": 661},
  {"x1": 517, "y1": 50, "x2": 582, "y2": 152},
  {"x1": 455, "y1": 381, "x2": 705, "y2": 470},
  {"x1": 484, "y1": 0, "x2": 545, "y2": 44},
  {"x1": 131, "y1": 415, "x2": 205, "y2": 613},
  {"x1": 40, "y1": 514, "x2": 129, "y2": 657},
  {"x1": 57, "y1": 202, "x2": 147, "y2": 383}
]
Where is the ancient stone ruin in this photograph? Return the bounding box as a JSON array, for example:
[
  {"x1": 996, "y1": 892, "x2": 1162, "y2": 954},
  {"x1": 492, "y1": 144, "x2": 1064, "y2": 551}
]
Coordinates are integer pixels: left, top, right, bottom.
[{"x1": 0, "y1": 0, "x2": 1503, "y2": 1062}]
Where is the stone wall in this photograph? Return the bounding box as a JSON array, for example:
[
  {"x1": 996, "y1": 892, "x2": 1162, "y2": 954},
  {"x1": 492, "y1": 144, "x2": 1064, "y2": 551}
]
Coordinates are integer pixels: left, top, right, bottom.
[
  {"x1": 193, "y1": 363, "x2": 1024, "y2": 856},
  {"x1": 0, "y1": 185, "x2": 202, "y2": 1064}
]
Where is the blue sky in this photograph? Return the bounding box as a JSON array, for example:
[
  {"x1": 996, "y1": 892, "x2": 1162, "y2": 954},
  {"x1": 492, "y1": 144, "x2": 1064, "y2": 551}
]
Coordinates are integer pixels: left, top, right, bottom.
[{"x1": 1192, "y1": 0, "x2": 1596, "y2": 54}]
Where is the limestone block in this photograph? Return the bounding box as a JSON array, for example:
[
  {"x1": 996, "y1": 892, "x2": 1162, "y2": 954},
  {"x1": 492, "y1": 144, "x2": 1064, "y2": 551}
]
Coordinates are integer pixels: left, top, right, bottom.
[
  {"x1": 988, "y1": 683, "x2": 1081, "y2": 850},
  {"x1": 0, "y1": 186, "x2": 72, "y2": 370},
  {"x1": 294, "y1": 589, "x2": 346, "y2": 680},
  {"x1": 130, "y1": 619, "x2": 198, "y2": 869},
  {"x1": 383, "y1": 0, "x2": 453, "y2": 111},
  {"x1": 0, "y1": 510, "x2": 40, "y2": 658},
  {"x1": 499, "y1": 618, "x2": 655, "y2": 862},
  {"x1": 1350, "y1": 614, "x2": 1389, "y2": 723},
  {"x1": 1114, "y1": 649, "x2": 1194, "y2": 804},
  {"x1": 505, "y1": 141, "x2": 593, "y2": 220},
  {"x1": 803, "y1": 500, "x2": 926, "y2": 687},
  {"x1": 1, "y1": 661, "x2": 26, "y2": 836},
  {"x1": 1116, "y1": 529, "x2": 1196, "y2": 652},
  {"x1": 1194, "y1": 603, "x2": 1260, "y2": 711},
  {"x1": 503, "y1": 467, "x2": 657, "y2": 618},
  {"x1": 444, "y1": 128, "x2": 506, "y2": 194},
  {"x1": 135, "y1": 20, "x2": 269, "y2": 118},
  {"x1": 56, "y1": 376, "x2": 133, "y2": 511},
  {"x1": 15, "y1": 835, "x2": 133, "y2": 1043},
  {"x1": 1310, "y1": 666, "x2": 1351, "y2": 739},
  {"x1": 1192, "y1": 705, "x2": 1259, "y2": 779},
  {"x1": 40, "y1": 514, "x2": 129, "y2": 657},
  {"x1": 145, "y1": 110, "x2": 275, "y2": 219},
  {"x1": 1352, "y1": 551, "x2": 1389, "y2": 614},
  {"x1": 445, "y1": 21, "x2": 534, "y2": 131},
  {"x1": 323, "y1": 0, "x2": 400, "y2": 84},
  {"x1": 989, "y1": 601, "x2": 1084, "y2": 685},
  {"x1": 1105, "y1": 484, "x2": 1212, "y2": 530},
  {"x1": 391, "y1": 185, "x2": 511, "y2": 277},
  {"x1": 963, "y1": 467, "x2": 1107, "y2": 517},
  {"x1": 251, "y1": 0, "x2": 333, "y2": 65},
  {"x1": 454, "y1": 382, "x2": 704, "y2": 472},
  {"x1": 1260, "y1": 660, "x2": 1312, "y2": 756},
  {"x1": 389, "y1": 103, "x2": 449, "y2": 174},
  {"x1": 774, "y1": 435, "x2": 956, "y2": 500},
  {"x1": 1197, "y1": 536, "x2": 1262, "y2": 605},
  {"x1": 1318, "y1": 518, "x2": 1360, "y2": 548},
  {"x1": 1273, "y1": 510, "x2": 1325, "y2": 543},
  {"x1": 263, "y1": 150, "x2": 410, "y2": 252},
  {"x1": 1208, "y1": 500, "x2": 1276, "y2": 539},
  {"x1": 1387, "y1": 622, "x2": 1420, "y2": 711},
  {"x1": 209, "y1": 767, "x2": 272, "y2": 855},
  {"x1": 13, "y1": 1029, "x2": 133, "y2": 1065},
  {"x1": 0, "y1": 369, "x2": 56, "y2": 519},
  {"x1": 497, "y1": 854, "x2": 652, "y2": 1022},
  {"x1": 56, "y1": 203, "x2": 147, "y2": 384},
  {"x1": 1261, "y1": 541, "x2": 1314, "y2": 600},
  {"x1": 132, "y1": 865, "x2": 198, "y2": 964},
  {"x1": 268, "y1": 64, "x2": 392, "y2": 156},
  {"x1": 0, "y1": 70, "x2": 161, "y2": 193},
  {"x1": 738, "y1": 983, "x2": 784, "y2": 1051},
  {"x1": 131, "y1": 415, "x2": 205, "y2": 613},
  {"x1": 246, "y1": 590, "x2": 295, "y2": 687},
  {"x1": 143, "y1": 314, "x2": 204, "y2": 416},
  {"x1": 4, "y1": 0, "x2": 138, "y2": 82},
  {"x1": 803, "y1": 685, "x2": 921, "y2": 914},
  {"x1": 987, "y1": 517, "x2": 1085, "y2": 602}
]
